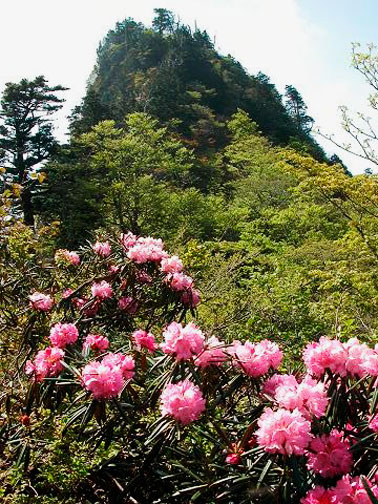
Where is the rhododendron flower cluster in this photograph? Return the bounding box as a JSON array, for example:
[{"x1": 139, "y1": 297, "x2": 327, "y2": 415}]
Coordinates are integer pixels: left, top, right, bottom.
[
  {"x1": 91, "y1": 280, "x2": 113, "y2": 300},
  {"x1": 25, "y1": 347, "x2": 65, "y2": 382},
  {"x1": 102, "y1": 353, "x2": 135, "y2": 380},
  {"x1": 369, "y1": 414, "x2": 378, "y2": 433},
  {"x1": 306, "y1": 430, "x2": 353, "y2": 478},
  {"x1": 92, "y1": 240, "x2": 112, "y2": 257},
  {"x1": 195, "y1": 336, "x2": 227, "y2": 368},
  {"x1": 160, "y1": 255, "x2": 183, "y2": 274},
  {"x1": 231, "y1": 339, "x2": 282, "y2": 377},
  {"x1": 81, "y1": 352, "x2": 135, "y2": 399},
  {"x1": 271, "y1": 374, "x2": 329, "y2": 419},
  {"x1": 180, "y1": 288, "x2": 201, "y2": 308},
  {"x1": 49, "y1": 323, "x2": 79, "y2": 348},
  {"x1": 165, "y1": 272, "x2": 194, "y2": 291},
  {"x1": 132, "y1": 330, "x2": 157, "y2": 352},
  {"x1": 160, "y1": 379, "x2": 206, "y2": 425},
  {"x1": 29, "y1": 292, "x2": 54, "y2": 311},
  {"x1": 118, "y1": 296, "x2": 138, "y2": 314},
  {"x1": 301, "y1": 475, "x2": 378, "y2": 504},
  {"x1": 256, "y1": 407, "x2": 312, "y2": 455},
  {"x1": 161, "y1": 322, "x2": 205, "y2": 360},
  {"x1": 83, "y1": 334, "x2": 110, "y2": 353},
  {"x1": 127, "y1": 236, "x2": 168, "y2": 263},
  {"x1": 304, "y1": 337, "x2": 378, "y2": 378},
  {"x1": 120, "y1": 231, "x2": 137, "y2": 250},
  {"x1": 55, "y1": 249, "x2": 80, "y2": 265}
]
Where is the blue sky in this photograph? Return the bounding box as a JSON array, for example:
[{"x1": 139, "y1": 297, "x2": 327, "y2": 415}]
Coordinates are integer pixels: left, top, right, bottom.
[{"x1": 1, "y1": 0, "x2": 378, "y2": 173}]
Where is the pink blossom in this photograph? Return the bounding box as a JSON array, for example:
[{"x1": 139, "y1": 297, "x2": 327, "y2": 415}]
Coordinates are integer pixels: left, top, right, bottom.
[
  {"x1": 262, "y1": 374, "x2": 298, "y2": 396},
  {"x1": 29, "y1": 292, "x2": 54, "y2": 312},
  {"x1": 160, "y1": 379, "x2": 206, "y2": 425},
  {"x1": 274, "y1": 375, "x2": 329, "y2": 419},
  {"x1": 64, "y1": 251, "x2": 80, "y2": 265},
  {"x1": 108, "y1": 264, "x2": 120, "y2": 274},
  {"x1": 25, "y1": 347, "x2": 65, "y2": 382},
  {"x1": 226, "y1": 453, "x2": 242, "y2": 465},
  {"x1": 230, "y1": 339, "x2": 282, "y2": 377},
  {"x1": 118, "y1": 296, "x2": 138, "y2": 314},
  {"x1": 333, "y1": 475, "x2": 378, "y2": 504},
  {"x1": 81, "y1": 361, "x2": 124, "y2": 399},
  {"x1": 135, "y1": 270, "x2": 152, "y2": 284},
  {"x1": 161, "y1": 322, "x2": 205, "y2": 361},
  {"x1": 345, "y1": 338, "x2": 376, "y2": 378},
  {"x1": 83, "y1": 334, "x2": 110, "y2": 353},
  {"x1": 300, "y1": 486, "x2": 335, "y2": 504},
  {"x1": 120, "y1": 231, "x2": 137, "y2": 250},
  {"x1": 306, "y1": 430, "x2": 353, "y2": 478},
  {"x1": 256, "y1": 407, "x2": 312, "y2": 455},
  {"x1": 49, "y1": 323, "x2": 79, "y2": 348},
  {"x1": 181, "y1": 289, "x2": 201, "y2": 308},
  {"x1": 166, "y1": 272, "x2": 194, "y2": 292},
  {"x1": 102, "y1": 352, "x2": 135, "y2": 380},
  {"x1": 161, "y1": 255, "x2": 183, "y2": 274},
  {"x1": 303, "y1": 337, "x2": 348, "y2": 377},
  {"x1": 195, "y1": 336, "x2": 227, "y2": 368},
  {"x1": 62, "y1": 288, "x2": 74, "y2": 299},
  {"x1": 369, "y1": 415, "x2": 378, "y2": 433},
  {"x1": 92, "y1": 240, "x2": 112, "y2": 257},
  {"x1": 127, "y1": 236, "x2": 168, "y2": 264},
  {"x1": 91, "y1": 280, "x2": 113, "y2": 300},
  {"x1": 132, "y1": 330, "x2": 157, "y2": 352}
]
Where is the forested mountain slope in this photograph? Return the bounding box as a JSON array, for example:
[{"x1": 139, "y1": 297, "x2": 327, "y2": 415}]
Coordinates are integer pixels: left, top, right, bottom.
[{"x1": 70, "y1": 9, "x2": 324, "y2": 159}]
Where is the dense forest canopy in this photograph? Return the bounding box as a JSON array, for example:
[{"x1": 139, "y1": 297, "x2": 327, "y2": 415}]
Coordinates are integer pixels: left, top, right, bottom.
[{"x1": 70, "y1": 10, "x2": 325, "y2": 159}]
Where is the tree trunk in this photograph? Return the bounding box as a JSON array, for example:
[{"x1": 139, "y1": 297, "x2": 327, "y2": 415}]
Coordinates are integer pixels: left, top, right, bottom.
[{"x1": 21, "y1": 187, "x2": 34, "y2": 226}]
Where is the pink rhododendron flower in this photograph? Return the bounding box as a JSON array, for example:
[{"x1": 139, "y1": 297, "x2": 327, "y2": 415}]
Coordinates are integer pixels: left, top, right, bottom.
[
  {"x1": 160, "y1": 379, "x2": 206, "y2": 425},
  {"x1": 369, "y1": 415, "x2": 378, "y2": 433},
  {"x1": 127, "y1": 236, "x2": 168, "y2": 263},
  {"x1": 91, "y1": 280, "x2": 113, "y2": 300},
  {"x1": 262, "y1": 374, "x2": 298, "y2": 396},
  {"x1": 161, "y1": 255, "x2": 183, "y2": 274},
  {"x1": 83, "y1": 334, "x2": 110, "y2": 353},
  {"x1": 108, "y1": 264, "x2": 120, "y2": 274},
  {"x1": 230, "y1": 339, "x2": 282, "y2": 377},
  {"x1": 166, "y1": 272, "x2": 194, "y2": 291},
  {"x1": 135, "y1": 270, "x2": 152, "y2": 284},
  {"x1": 306, "y1": 430, "x2": 353, "y2": 478},
  {"x1": 55, "y1": 249, "x2": 80, "y2": 265},
  {"x1": 274, "y1": 375, "x2": 329, "y2": 419},
  {"x1": 29, "y1": 292, "x2": 54, "y2": 312},
  {"x1": 256, "y1": 407, "x2": 312, "y2": 455},
  {"x1": 132, "y1": 330, "x2": 157, "y2": 352},
  {"x1": 49, "y1": 323, "x2": 79, "y2": 348},
  {"x1": 92, "y1": 240, "x2": 112, "y2": 257},
  {"x1": 62, "y1": 288, "x2": 74, "y2": 299},
  {"x1": 180, "y1": 288, "x2": 201, "y2": 308},
  {"x1": 81, "y1": 361, "x2": 124, "y2": 399},
  {"x1": 195, "y1": 336, "x2": 227, "y2": 368},
  {"x1": 333, "y1": 475, "x2": 378, "y2": 503},
  {"x1": 120, "y1": 231, "x2": 137, "y2": 250},
  {"x1": 303, "y1": 337, "x2": 348, "y2": 377},
  {"x1": 344, "y1": 338, "x2": 376, "y2": 378},
  {"x1": 118, "y1": 296, "x2": 138, "y2": 314},
  {"x1": 225, "y1": 453, "x2": 242, "y2": 465},
  {"x1": 102, "y1": 352, "x2": 135, "y2": 380},
  {"x1": 161, "y1": 322, "x2": 205, "y2": 360},
  {"x1": 300, "y1": 486, "x2": 335, "y2": 504},
  {"x1": 25, "y1": 347, "x2": 65, "y2": 382},
  {"x1": 64, "y1": 251, "x2": 80, "y2": 265}
]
